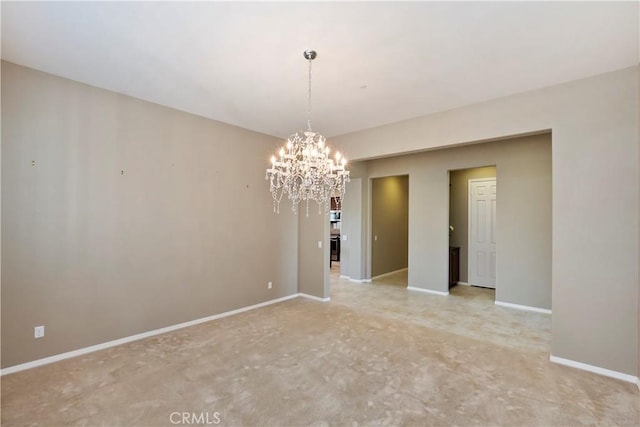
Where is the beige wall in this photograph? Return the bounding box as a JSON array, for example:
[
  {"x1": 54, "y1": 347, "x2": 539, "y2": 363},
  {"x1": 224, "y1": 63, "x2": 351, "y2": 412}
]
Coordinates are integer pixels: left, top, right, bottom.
[
  {"x1": 339, "y1": 177, "x2": 364, "y2": 281},
  {"x1": 339, "y1": 162, "x2": 368, "y2": 281},
  {"x1": 333, "y1": 66, "x2": 639, "y2": 376},
  {"x1": 1, "y1": 61, "x2": 299, "y2": 368},
  {"x1": 449, "y1": 166, "x2": 497, "y2": 283},
  {"x1": 298, "y1": 209, "x2": 330, "y2": 299},
  {"x1": 371, "y1": 175, "x2": 409, "y2": 277}
]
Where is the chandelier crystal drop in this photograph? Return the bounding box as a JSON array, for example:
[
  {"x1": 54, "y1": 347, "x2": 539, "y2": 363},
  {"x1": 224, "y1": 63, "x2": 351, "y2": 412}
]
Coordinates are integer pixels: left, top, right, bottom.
[{"x1": 266, "y1": 50, "x2": 350, "y2": 215}]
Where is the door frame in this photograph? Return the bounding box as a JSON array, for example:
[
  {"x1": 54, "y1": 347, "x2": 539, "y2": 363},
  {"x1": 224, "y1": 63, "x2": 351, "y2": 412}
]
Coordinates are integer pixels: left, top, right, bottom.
[{"x1": 367, "y1": 174, "x2": 410, "y2": 281}]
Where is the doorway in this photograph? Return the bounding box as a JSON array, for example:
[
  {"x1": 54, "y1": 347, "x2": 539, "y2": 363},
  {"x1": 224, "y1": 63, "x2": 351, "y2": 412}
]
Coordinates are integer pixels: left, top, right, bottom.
[
  {"x1": 329, "y1": 197, "x2": 342, "y2": 269},
  {"x1": 449, "y1": 166, "x2": 497, "y2": 288},
  {"x1": 371, "y1": 175, "x2": 409, "y2": 279}
]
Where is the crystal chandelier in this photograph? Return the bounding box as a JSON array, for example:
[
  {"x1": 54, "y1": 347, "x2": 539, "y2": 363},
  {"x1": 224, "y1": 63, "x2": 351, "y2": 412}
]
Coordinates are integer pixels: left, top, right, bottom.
[{"x1": 266, "y1": 50, "x2": 350, "y2": 215}]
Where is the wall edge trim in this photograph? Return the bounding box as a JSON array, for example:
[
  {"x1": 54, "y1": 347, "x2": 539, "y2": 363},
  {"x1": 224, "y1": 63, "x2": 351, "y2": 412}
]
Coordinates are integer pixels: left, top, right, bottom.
[
  {"x1": 371, "y1": 268, "x2": 408, "y2": 280},
  {"x1": 549, "y1": 355, "x2": 638, "y2": 384},
  {"x1": 407, "y1": 286, "x2": 449, "y2": 296},
  {"x1": 1, "y1": 293, "x2": 300, "y2": 376},
  {"x1": 495, "y1": 300, "x2": 551, "y2": 314},
  {"x1": 298, "y1": 293, "x2": 331, "y2": 302}
]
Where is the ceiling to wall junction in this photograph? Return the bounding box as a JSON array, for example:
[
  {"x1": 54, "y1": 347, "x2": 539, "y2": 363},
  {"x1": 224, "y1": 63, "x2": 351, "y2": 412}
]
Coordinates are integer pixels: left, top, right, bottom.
[{"x1": 2, "y1": 1, "x2": 638, "y2": 138}]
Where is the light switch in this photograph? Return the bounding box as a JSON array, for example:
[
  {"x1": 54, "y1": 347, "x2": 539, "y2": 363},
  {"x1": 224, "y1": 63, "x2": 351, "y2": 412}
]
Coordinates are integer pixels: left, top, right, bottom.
[
  {"x1": 343, "y1": 235, "x2": 347, "y2": 241},
  {"x1": 317, "y1": 241, "x2": 322, "y2": 248}
]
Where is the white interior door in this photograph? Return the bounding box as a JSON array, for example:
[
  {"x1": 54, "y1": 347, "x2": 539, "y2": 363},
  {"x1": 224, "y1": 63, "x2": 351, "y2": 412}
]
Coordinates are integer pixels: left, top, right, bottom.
[{"x1": 468, "y1": 178, "x2": 497, "y2": 288}]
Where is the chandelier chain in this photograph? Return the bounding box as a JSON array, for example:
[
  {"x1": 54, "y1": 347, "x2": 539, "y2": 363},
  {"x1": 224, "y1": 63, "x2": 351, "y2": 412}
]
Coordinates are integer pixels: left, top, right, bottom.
[{"x1": 307, "y1": 56, "x2": 312, "y2": 131}]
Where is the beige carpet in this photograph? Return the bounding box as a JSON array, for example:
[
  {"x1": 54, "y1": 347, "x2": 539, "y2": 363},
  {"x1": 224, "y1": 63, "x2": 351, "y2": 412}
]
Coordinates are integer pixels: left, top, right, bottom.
[{"x1": 2, "y1": 268, "x2": 638, "y2": 426}]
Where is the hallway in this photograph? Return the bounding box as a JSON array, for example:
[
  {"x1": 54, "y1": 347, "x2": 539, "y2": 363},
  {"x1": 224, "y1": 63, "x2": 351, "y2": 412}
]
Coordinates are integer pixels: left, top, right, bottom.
[{"x1": 331, "y1": 264, "x2": 551, "y2": 354}]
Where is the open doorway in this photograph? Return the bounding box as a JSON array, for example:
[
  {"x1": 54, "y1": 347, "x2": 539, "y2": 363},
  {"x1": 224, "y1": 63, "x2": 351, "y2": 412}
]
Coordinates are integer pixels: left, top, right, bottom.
[
  {"x1": 329, "y1": 196, "x2": 342, "y2": 272},
  {"x1": 449, "y1": 166, "x2": 497, "y2": 289},
  {"x1": 371, "y1": 175, "x2": 409, "y2": 281}
]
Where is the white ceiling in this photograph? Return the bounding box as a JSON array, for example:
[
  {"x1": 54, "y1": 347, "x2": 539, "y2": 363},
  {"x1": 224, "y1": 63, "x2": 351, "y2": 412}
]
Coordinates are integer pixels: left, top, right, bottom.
[{"x1": 2, "y1": 1, "x2": 638, "y2": 138}]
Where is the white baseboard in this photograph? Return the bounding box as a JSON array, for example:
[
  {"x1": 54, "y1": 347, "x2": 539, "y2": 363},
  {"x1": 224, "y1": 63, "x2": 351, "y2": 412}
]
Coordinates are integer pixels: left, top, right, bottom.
[
  {"x1": 549, "y1": 355, "x2": 638, "y2": 385},
  {"x1": 407, "y1": 286, "x2": 449, "y2": 296},
  {"x1": 1, "y1": 293, "x2": 303, "y2": 376},
  {"x1": 348, "y1": 278, "x2": 372, "y2": 283},
  {"x1": 339, "y1": 275, "x2": 350, "y2": 279},
  {"x1": 298, "y1": 293, "x2": 330, "y2": 302},
  {"x1": 495, "y1": 300, "x2": 551, "y2": 314},
  {"x1": 371, "y1": 268, "x2": 408, "y2": 280},
  {"x1": 457, "y1": 281, "x2": 470, "y2": 286}
]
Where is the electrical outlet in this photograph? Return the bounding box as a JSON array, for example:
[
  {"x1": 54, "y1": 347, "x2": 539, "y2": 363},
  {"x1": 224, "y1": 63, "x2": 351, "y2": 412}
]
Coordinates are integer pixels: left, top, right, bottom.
[
  {"x1": 34, "y1": 325, "x2": 45, "y2": 339},
  {"x1": 268, "y1": 281, "x2": 273, "y2": 289},
  {"x1": 343, "y1": 235, "x2": 347, "y2": 241}
]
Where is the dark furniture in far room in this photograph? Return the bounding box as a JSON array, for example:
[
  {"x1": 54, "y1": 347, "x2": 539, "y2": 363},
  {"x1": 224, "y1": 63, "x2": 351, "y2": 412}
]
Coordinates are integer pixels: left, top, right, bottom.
[
  {"x1": 330, "y1": 235, "x2": 340, "y2": 267},
  {"x1": 449, "y1": 246, "x2": 460, "y2": 288}
]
